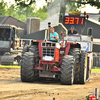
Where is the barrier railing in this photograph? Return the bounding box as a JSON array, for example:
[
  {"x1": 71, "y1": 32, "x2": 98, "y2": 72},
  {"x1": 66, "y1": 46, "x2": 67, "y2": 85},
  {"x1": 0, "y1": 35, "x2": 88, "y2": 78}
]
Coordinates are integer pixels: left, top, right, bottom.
[{"x1": 93, "y1": 56, "x2": 100, "y2": 68}]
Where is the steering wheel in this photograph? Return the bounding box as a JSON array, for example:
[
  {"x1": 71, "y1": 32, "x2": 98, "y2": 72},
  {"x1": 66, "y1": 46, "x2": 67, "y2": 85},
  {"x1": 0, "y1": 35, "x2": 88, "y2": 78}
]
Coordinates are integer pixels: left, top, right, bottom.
[{"x1": 49, "y1": 40, "x2": 58, "y2": 42}]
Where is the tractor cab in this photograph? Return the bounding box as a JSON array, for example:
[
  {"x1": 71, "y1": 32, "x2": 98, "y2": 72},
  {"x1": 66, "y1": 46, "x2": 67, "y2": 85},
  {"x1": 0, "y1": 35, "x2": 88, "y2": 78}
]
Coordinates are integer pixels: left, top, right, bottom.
[
  {"x1": 0, "y1": 25, "x2": 18, "y2": 55},
  {"x1": 0, "y1": 25, "x2": 23, "y2": 65}
]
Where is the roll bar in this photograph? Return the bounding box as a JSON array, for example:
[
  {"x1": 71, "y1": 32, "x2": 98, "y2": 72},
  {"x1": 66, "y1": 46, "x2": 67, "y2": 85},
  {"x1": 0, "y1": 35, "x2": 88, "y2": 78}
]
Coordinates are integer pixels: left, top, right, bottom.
[{"x1": 44, "y1": 23, "x2": 68, "y2": 41}]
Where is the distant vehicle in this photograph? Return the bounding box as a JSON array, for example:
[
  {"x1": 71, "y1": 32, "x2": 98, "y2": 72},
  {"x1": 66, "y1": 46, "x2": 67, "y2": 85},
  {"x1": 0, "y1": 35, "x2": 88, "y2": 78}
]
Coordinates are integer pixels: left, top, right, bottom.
[{"x1": 0, "y1": 24, "x2": 25, "y2": 65}]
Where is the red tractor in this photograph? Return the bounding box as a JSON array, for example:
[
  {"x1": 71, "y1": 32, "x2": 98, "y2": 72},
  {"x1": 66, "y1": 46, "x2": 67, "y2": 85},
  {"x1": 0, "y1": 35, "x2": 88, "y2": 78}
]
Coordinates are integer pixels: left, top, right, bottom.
[{"x1": 21, "y1": 20, "x2": 92, "y2": 85}]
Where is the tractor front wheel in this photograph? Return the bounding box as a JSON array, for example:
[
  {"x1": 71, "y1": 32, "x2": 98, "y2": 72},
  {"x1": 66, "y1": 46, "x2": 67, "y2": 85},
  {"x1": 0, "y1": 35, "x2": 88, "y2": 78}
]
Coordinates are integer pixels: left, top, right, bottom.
[
  {"x1": 21, "y1": 52, "x2": 35, "y2": 82},
  {"x1": 29, "y1": 45, "x2": 39, "y2": 79},
  {"x1": 61, "y1": 55, "x2": 75, "y2": 85}
]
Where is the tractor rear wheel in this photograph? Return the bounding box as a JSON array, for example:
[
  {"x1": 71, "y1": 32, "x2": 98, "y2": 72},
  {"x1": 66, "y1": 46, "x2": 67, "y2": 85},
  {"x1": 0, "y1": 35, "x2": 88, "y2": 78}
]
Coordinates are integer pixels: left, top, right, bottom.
[
  {"x1": 79, "y1": 51, "x2": 87, "y2": 84},
  {"x1": 69, "y1": 48, "x2": 80, "y2": 84},
  {"x1": 21, "y1": 52, "x2": 35, "y2": 82},
  {"x1": 22, "y1": 45, "x2": 29, "y2": 55},
  {"x1": 61, "y1": 55, "x2": 74, "y2": 85},
  {"x1": 86, "y1": 57, "x2": 89, "y2": 80}
]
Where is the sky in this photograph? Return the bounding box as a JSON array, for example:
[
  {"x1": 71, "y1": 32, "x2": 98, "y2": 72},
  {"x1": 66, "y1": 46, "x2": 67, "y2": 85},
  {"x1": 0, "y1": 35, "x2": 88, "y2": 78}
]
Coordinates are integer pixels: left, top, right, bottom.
[
  {"x1": 79, "y1": 4, "x2": 99, "y2": 13},
  {"x1": 3, "y1": 0, "x2": 100, "y2": 13}
]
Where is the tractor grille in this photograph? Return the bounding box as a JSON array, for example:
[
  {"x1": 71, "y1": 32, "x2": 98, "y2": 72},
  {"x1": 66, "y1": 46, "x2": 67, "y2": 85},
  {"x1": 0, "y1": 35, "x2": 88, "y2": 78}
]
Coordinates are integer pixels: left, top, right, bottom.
[
  {"x1": 42, "y1": 42, "x2": 56, "y2": 47},
  {"x1": 42, "y1": 48, "x2": 55, "y2": 60}
]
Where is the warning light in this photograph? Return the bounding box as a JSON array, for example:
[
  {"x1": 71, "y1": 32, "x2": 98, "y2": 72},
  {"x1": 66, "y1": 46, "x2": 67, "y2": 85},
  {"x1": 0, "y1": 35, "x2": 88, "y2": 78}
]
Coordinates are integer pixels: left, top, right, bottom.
[
  {"x1": 84, "y1": 11, "x2": 86, "y2": 15},
  {"x1": 33, "y1": 40, "x2": 37, "y2": 42},
  {"x1": 60, "y1": 13, "x2": 63, "y2": 18},
  {"x1": 90, "y1": 94, "x2": 96, "y2": 100},
  {"x1": 87, "y1": 14, "x2": 89, "y2": 19}
]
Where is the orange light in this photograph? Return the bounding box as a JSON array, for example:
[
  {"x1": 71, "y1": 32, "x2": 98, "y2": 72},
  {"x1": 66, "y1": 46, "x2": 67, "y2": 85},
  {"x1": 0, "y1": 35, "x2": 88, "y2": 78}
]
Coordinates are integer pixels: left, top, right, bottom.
[
  {"x1": 18, "y1": 47, "x2": 23, "y2": 50},
  {"x1": 84, "y1": 11, "x2": 86, "y2": 15},
  {"x1": 74, "y1": 43, "x2": 77, "y2": 44},
  {"x1": 33, "y1": 40, "x2": 37, "y2": 42}
]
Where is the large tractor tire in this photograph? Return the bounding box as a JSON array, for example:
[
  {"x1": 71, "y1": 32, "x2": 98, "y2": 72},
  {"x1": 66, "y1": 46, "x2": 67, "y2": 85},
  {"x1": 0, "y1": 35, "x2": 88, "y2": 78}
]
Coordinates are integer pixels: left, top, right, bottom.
[
  {"x1": 79, "y1": 51, "x2": 87, "y2": 84},
  {"x1": 14, "y1": 56, "x2": 21, "y2": 66},
  {"x1": 69, "y1": 48, "x2": 80, "y2": 84},
  {"x1": 29, "y1": 45, "x2": 39, "y2": 79},
  {"x1": 21, "y1": 52, "x2": 35, "y2": 82},
  {"x1": 22, "y1": 45, "x2": 29, "y2": 55},
  {"x1": 29, "y1": 45, "x2": 39, "y2": 66},
  {"x1": 86, "y1": 57, "x2": 89, "y2": 80},
  {"x1": 61, "y1": 55, "x2": 75, "y2": 85}
]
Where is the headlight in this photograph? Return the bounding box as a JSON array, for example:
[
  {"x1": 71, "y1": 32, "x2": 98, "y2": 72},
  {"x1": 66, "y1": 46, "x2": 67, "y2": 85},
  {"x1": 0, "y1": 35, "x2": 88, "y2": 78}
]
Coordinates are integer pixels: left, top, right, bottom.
[
  {"x1": 43, "y1": 56, "x2": 54, "y2": 61},
  {"x1": 56, "y1": 43, "x2": 60, "y2": 49}
]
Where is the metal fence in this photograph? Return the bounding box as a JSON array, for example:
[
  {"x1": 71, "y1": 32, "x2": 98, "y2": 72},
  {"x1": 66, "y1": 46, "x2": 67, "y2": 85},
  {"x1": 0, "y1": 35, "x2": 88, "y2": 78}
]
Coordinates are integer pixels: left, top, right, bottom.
[{"x1": 93, "y1": 56, "x2": 100, "y2": 68}]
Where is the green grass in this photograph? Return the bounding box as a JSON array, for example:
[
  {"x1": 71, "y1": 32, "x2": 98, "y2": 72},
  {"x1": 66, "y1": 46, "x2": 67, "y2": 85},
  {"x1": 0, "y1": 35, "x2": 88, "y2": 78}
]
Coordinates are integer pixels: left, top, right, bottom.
[
  {"x1": 0, "y1": 65, "x2": 100, "y2": 72},
  {"x1": 0, "y1": 65, "x2": 20, "y2": 68},
  {"x1": 91, "y1": 68, "x2": 100, "y2": 72}
]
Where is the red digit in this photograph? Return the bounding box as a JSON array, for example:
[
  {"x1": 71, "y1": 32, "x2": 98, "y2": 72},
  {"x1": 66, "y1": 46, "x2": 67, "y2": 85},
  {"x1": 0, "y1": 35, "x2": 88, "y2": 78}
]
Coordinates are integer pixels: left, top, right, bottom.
[
  {"x1": 81, "y1": 18, "x2": 84, "y2": 25},
  {"x1": 65, "y1": 17, "x2": 69, "y2": 24},
  {"x1": 75, "y1": 17, "x2": 79, "y2": 24},
  {"x1": 70, "y1": 17, "x2": 74, "y2": 24}
]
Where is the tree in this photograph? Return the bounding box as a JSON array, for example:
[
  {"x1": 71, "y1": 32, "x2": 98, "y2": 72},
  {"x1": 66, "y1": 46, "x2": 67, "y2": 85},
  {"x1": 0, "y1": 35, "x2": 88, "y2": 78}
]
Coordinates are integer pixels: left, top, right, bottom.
[
  {"x1": 0, "y1": 1, "x2": 7, "y2": 16},
  {"x1": 13, "y1": 0, "x2": 48, "y2": 22},
  {"x1": 45, "y1": 0, "x2": 100, "y2": 22},
  {"x1": 45, "y1": 0, "x2": 100, "y2": 9},
  {"x1": 15, "y1": 0, "x2": 35, "y2": 6},
  {"x1": 0, "y1": 1, "x2": 48, "y2": 22},
  {"x1": 33, "y1": 6, "x2": 49, "y2": 21},
  {"x1": 72, "y1": 0, "x2": 100, "y2": 9},
  {"x1": 15, "y1": 0, "x2": 100, "y2": 8}
]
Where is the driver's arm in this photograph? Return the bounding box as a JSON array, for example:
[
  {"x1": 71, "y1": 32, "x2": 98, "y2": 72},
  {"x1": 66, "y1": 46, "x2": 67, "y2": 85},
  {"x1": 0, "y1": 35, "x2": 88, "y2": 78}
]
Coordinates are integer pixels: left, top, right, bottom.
[
  {"x1": 55, "y1": 32, "x2": 59, "y2": 40},
  {"x1": 73, "y1": 30, "x2": 79, "y2": 35},
  {"x1": 55, "y1": 36, "x2": 58, "y2": 40},
  {"x1": 74, "y1": 33, "x2": 79, "y2": 35},
  {"x1": 51, "y1": 36, "x2": 58, "y2": 40}
]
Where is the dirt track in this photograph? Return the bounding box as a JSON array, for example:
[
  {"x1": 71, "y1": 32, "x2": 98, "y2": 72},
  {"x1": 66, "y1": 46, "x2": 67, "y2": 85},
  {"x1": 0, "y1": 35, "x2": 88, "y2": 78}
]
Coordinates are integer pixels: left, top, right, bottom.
[{"x1": 0, "y1": 68, "x2": 100, "y2": 100}]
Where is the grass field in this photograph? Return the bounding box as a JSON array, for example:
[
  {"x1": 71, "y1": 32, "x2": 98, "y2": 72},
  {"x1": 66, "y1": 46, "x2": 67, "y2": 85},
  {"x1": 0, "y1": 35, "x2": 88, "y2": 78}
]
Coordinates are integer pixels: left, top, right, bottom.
[
  {"x1": 0, "y1": 65, "x2": 100, "y2": 72},
  {"x1": 0, "y1": 65, "x2": 20, "y2": 68},
  {"x1": 91, "y1": 68, "x2": 100, "y2": 72}
]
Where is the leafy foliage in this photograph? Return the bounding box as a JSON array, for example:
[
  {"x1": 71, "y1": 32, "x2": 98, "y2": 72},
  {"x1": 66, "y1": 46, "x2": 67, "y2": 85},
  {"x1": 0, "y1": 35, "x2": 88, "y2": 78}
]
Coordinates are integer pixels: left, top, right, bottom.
[
  {"x1": 15, "y1": 0, "x2": 36, "y2": 6},
  {"x1": 66, "y1": 2, "x2": 80, "y2": 12},
  {"x1": 46, "y1": 0, "x2": 100, "y2": 9},
  {"x1": 14, "y1": 0, "x2": 100, "y2": 10},
  {"x1": 0, "y1": 1, "x2": 48, "y2": 22},
  {"x1": 76, "y1": 0, "x2": 100, "y2": 9},
  {"x1": 0, "y1": 1, "x2": 8, "y2": 16}
]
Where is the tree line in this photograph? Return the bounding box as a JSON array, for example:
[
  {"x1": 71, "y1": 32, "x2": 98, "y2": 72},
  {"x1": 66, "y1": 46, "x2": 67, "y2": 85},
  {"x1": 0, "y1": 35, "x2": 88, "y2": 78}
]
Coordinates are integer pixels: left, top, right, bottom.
[
  {"x1": 0, "y1": 0, "x2": 100, "y2": 22},
  {"x1": 0, "y1": 1, "x2": 48, "y2": 22}
]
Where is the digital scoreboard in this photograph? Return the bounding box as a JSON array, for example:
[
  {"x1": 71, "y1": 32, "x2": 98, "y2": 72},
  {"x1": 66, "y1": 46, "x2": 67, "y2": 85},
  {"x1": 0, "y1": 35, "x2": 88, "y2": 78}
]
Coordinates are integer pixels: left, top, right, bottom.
[{"x1": 63, "y1": 16, "x2": 85, "y2": 25}]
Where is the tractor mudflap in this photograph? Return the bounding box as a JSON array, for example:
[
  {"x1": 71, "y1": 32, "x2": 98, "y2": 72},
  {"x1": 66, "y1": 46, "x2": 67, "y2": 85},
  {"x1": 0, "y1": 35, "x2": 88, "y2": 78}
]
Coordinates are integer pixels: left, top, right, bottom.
[
  {"x1": 39, "y1": 71, "x2": 55, "y2": 78},
  {"x1": 1, "y1": 54, "x2": 18, "y2": 65}
]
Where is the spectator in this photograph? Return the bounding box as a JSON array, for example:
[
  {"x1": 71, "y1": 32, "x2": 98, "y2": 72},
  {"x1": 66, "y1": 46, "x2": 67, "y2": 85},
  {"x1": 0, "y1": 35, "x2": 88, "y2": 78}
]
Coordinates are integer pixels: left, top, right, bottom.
[{"x1": 68, "y1": 25, "x2": 79, "y2": 35}]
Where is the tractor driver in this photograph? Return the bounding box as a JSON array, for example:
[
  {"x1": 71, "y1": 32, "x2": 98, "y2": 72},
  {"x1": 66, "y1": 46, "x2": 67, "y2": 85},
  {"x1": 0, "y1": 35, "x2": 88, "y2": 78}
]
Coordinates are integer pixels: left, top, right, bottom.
[
  {"x1": 68, "y1": 25, "x2": 79, "y2": 35},
  {"x1": 50, "y1": 27, "x2": 59, "y2": 43}
]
